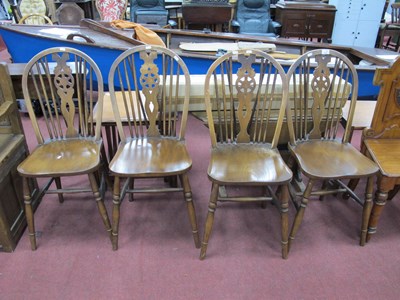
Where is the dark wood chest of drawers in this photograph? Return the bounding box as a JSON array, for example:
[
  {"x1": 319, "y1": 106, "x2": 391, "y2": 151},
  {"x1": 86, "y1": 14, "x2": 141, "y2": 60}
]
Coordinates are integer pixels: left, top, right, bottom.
[{"x1": 275, "y1": 2, "x2": 336, "y2": 41}]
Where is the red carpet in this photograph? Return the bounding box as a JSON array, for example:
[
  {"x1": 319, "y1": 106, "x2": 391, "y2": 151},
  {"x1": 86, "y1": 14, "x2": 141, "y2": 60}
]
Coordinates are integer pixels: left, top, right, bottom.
[{"x1": 1, "y1": 113, "x2": 399, "y2": 299}]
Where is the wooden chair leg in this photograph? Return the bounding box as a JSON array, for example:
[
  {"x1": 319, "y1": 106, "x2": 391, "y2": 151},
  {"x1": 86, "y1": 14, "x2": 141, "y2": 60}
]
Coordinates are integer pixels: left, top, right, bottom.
[
  {"x1": 319, "y1": 180, "x2": 328, "y2": 201},
  {"x1": 287, "y1": 157, "x2": 305, "y2": 196},
  {"x1": 180, "y1": 173, "x2": 200, "y2": 248},
  {"x1": 112, "y1": 176, "x2": 121, "y2": 250},
  {"x1": 360, "y1": 175, "x2": 374, "y2": 246},
  {"x1": 288, "y1": 179, "x2": 315, "y2": 252},
  {"x1": 88, "y1": 172, "x2": 112, "y2": 242},
  {"x1": 165, "y1": 175, "x2": 178, "y2": 187},
  {"x1": 200, "y1": 182, "x2": 219, "y2": 260},
  {"x1": 261, "y1": 186, "x2": 269, "y2": 209},
  {"x1": 99, "y1": 146, "x2": 113, "y2": 190},
  {"x1": 23, "y1": 176, "x2": 37, "y2": 250},
  {"x1": 280, "y1": 184, "x2": 289, "y2": 259},
  {"x1": 388, "y1": 184, "x2": 400, "y2": 200},
  {"x1": 170, "y1": 175, "x2": 178, "y2": 188},
  {"x1": 129, "y1": 178, "x2": 134, "y2": 202},
  {"x1": 343, "y1": 178, "x2": 360, "y2": 199},
  {"x1": 54, "y1": 177, "x2": 64, "y2": 203},
  {"x1": 105, "y1": 125, "x2": 114, "y2": 163},
  {"x1": 366, "y1": 177, "x2": 392, "y2": 243}
]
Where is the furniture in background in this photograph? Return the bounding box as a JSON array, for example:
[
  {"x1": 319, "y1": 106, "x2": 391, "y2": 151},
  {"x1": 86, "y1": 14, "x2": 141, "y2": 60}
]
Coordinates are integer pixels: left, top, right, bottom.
[
  {"x1": 351, "y1": 57, "x2": 400, "y2": 243},
  {"x1": 10, "y1": 0, "x2": 50, "y2": 24},
  {"x1": 181, "y1": 0, "x2": 232, "y2": 31},
  {"x1": 231, "y1": 0, "x2": 280, "y2": 36},
  {"x1": 107, "y1": 45, "x2": 200, "y2": 251},
  {"x1": 96, "y1": 0, "x2": 128, "y2": 21},
  {"x1": 275, "y1": 1, "x2": 336, "y2": 41},
  {"x1": 130, "y1": 0, "x2": 169, "y2": 26},
  {"x1": 199, "y1": 49, "x2": 293, "y2": 260},
  {"x1": 285, "y1": 49, "x2": 379, "y2": 252},
  {"x1": 92, "y1": 91, "x2": 132, "y2": 164},
  {"x1": 330, "y1": 0, "x2": 386, "y2": 48},
  {"x1": 55, "y1": 2, "x2": 85, "y2": 25},
  {"x1": 17, "y1": 47, "x2": 112, "y2": 250},
  {"x1": 54, "y1": 0, "x2": 96, "y2": 20},
  {"x1": 18, "y1": 12, "x2": 52, "y2": 23},
  {"x1": 379, "y1": 3, "x2": 400, "y2": 51},
  {"x1": 0, "y1": 63, "x2": 39, "y2": 252},
  {"x1": 340, "y1": 100, "x2": 377, "y2": 143},
  {"x1": 381, "y1": 0, "x2": 390, "y2": 23},
  {"x1": 165, "y1": 3, "x2": 181, "y2": 27}
]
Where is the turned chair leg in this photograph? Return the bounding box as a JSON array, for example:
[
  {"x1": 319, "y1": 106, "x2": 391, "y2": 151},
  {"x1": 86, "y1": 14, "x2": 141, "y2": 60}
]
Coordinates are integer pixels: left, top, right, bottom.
[
  {"x1": 288, "y1": 179, "x2": 315, "y2": 252},
  {"x1": 388, "y1": 185, "x2": 400, "y2": 201},
  {"x1": 366, "y1": 177, "x2": 391, "y2": 243},
  {"x1": 111, "y1": 176, "x2": 121, "y2": 250},
  {"x1": 180, "y1": 174, "x2": 200, "y2": 248},
  {"x1": 360, "y1": 175, "x2": 374, "y2": 246},
  {"x1": 23, "y1": 176, "x2": 37, "y2": 251},
  {"x1": 129, "y1": 178, "x2": 134, "y2": 202},
  {"x1": 200, "y1": 182, "x2": 219, "y2": 260},
  {"x1": 88, "y1": 173, "x2": 112, "y2": 242},
  {"x1": 280, "y1": 184, "x2": 290, "y2": 259},
  {"x1": 54, "y1": 177, "x2": 64, "y2": 203}
]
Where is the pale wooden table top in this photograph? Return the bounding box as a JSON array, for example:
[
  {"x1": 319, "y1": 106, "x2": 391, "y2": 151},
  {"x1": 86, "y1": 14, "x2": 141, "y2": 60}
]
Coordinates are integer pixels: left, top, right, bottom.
[
  {"x1": 342, "y1": 100, "x2": 376, "y2": 129},
  {"x1": 93, "y1": 91, "x2": 146, "y2": 123}
]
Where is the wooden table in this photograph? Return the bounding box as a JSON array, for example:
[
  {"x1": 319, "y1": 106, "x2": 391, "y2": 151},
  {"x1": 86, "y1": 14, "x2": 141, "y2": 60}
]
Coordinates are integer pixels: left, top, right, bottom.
[
  {"x1": 8, "y1": 62, "x2": 77, "y2": 113},
  {"x1": 95, "y1": 73, "x2": 352, "y2": 161},
  {"x1": 341, "y1": 100, "x2": 377, "y2": 142},
  {"x1": 93, "y1": 91, "x2": 147, "y2": 162}
]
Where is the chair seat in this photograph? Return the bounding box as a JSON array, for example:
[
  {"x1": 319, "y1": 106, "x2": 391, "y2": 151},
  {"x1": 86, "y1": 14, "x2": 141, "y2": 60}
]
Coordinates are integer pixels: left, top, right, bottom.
[
  {"x1": 364, "y1": 139, "x2": 400, "y2": 177},
  {"x1": 290, "y1": 140, "x2": 379, "y2": 179},
  {"x1": 17, "y1": 139, "x2": 102, "y2": 177},
  {"x1": 208, "y1": 144, "x2": 292, "y2": 184},
  {"x1": 109, "y1": 137, "x2": 192, "y2": 176}
]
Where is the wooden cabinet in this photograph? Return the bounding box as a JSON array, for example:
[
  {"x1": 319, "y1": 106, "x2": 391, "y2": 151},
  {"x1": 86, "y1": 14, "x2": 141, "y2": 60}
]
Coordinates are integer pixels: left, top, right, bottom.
[
  {"x1": 0, "y1": 63, "x2": 39, "y2": 252},
  {"x1": 275, "y1": 2, "x2": 336, "y2": 41},
  {"x1": 182, "y1": 3, "x2": 233, "y2": 31},
  {"x1": 329, "y1": 0, "x2": 386, "y2": 47}
]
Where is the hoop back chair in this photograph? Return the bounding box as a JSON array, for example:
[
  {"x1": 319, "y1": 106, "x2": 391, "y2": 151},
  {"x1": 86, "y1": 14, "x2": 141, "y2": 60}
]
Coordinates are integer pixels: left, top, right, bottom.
[
  {"x1": 17, "y1": 47, "x2": 112, "y2": 250},
  {"x1": 199, "y1": 49, "x2": 293, "y2": 260},
  {"x1": 285, "y1": 49, "x2": 379, "y2": 252},
  {"x1": 11, "y1": 0, "x2": 50, "y2": 24},
  {"x1": 108, "y1": 45, "x2": 200, "y2": 250},
  {"x1": 357, "y1": 57, "x2": 400, "y2": 242},
  {"x1": 96, "y1": 0, "x2": 128, "y2": 21},
  {"x1": 18, "y1": 13, "x2": 52, "y2": 24}
]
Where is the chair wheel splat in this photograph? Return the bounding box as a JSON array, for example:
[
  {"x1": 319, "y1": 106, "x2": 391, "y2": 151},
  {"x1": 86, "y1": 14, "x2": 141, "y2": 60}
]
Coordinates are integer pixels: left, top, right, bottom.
[
  {"x1": 199, "y1": 49, "x2": 293, "y2": 260},
  {"x1": 285, "y1": 49, "x2": 380, "y2": 252},
  {"x1": 17, "y1": 47, "x2": 112, "y2": 249},
  {"x1": 107, "y1": 45, "x2": 200, "y2": 250}
]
